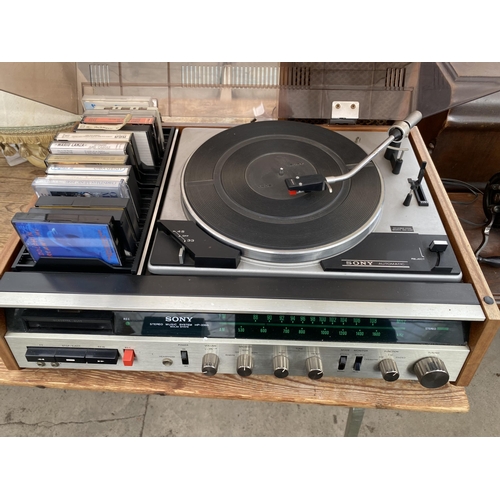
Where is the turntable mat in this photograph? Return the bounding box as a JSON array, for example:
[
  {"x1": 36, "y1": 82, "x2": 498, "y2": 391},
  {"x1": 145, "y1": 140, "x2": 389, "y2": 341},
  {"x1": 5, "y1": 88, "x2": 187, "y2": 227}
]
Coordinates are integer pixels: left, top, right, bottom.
[{"x1": 183, "y1": 121, "x2": 382, "y2": 252}]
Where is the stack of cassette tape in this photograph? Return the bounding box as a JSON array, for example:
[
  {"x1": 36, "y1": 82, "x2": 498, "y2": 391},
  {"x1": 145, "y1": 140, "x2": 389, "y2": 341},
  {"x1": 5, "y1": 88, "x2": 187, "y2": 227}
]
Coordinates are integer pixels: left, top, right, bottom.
[{"x1": 10, "y1": 96, "x2": 174, "y2": 274}]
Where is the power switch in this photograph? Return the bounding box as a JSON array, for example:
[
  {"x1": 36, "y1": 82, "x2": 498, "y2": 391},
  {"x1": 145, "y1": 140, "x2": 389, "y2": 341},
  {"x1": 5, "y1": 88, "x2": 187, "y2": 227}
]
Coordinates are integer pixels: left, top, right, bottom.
[
  {"x1": 181, "y1": 350, "x2": 189, "y2": 365},
  {"x1": 123, "y1": 349, "x2": 135, "y2": 366}
]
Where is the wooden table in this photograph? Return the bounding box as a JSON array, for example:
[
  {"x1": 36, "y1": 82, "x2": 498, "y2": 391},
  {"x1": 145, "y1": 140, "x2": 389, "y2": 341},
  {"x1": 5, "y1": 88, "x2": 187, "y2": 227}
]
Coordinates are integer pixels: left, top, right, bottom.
[{"x1": 3, "y1": 128, "x2": 496, "y2": 435}]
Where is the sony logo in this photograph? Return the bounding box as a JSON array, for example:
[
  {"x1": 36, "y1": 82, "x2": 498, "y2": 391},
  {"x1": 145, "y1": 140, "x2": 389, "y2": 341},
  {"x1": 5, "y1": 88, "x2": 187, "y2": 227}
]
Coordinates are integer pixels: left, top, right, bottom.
[
  {"x1": 165, "y1": 316, "x2": 193, "y2": 322},
  {"x1": 342, "y1": 259, "x2": 408, "y2": 268}
]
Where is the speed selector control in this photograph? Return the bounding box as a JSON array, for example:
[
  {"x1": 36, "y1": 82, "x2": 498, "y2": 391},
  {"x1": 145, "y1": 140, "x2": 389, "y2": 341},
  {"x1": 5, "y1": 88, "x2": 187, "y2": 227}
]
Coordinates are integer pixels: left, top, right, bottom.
[
  {"x1": 306, "y1": 356, "x2": 324, "y2": 380},
  {"x1": 201, "y1": 353, "x2": 219, "y2": 376},
  {"x1": 379, "y1": 358, "x2": 400, "y2": 382},
  {"x1": 273, "y1": 354, "x2": 289, "y2": 378},
  {"x1": 236, "y1": 353, "x2": 253, "y2": 377},
  {"x1": 413, "y1": 357, "x2": 449, "y2": 388}
]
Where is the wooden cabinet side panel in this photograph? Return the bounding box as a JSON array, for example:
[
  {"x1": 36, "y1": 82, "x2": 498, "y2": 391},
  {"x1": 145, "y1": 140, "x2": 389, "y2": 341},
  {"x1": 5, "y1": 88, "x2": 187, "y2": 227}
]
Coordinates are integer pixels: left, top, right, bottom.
[
  {"x1": 0, "y1": 232, "x2": 20, "y2": 369},
  {"x1": 0, "y1": 310, "x2": 19, "y2": 370},
  {"x1": 410, "y1": 128, "x2": 500, "y2": 385}
]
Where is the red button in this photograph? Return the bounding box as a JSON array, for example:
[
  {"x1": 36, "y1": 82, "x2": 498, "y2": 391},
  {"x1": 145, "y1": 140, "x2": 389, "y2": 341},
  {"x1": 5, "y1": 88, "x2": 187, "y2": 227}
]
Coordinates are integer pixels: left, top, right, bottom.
[{"x1": 123, "y1": 349, "x2": 135, "y2": 366}]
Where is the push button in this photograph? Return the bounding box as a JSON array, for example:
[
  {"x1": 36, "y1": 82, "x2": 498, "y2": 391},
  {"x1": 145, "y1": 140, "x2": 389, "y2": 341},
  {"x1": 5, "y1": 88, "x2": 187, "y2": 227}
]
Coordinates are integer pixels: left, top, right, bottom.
[
  {"x1": 86, "y1": 349, "x2": 119, "y2": 365},
  {"x1": 122, "y1": 349, "x2": 135, "y2": 366},
  {"x1": 25, "y1": 347, "x2": 57, "y2": 363},
  {"x1": 180, "y1": 350, "x2": 189, "y2": 365},
  {"x1": 54, "y1": 348, "x2": 87, "y2": 363}
]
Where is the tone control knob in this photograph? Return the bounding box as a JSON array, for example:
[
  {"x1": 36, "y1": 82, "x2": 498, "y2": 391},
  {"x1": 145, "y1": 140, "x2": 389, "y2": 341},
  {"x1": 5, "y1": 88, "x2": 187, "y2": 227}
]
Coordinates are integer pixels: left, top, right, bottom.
[
  {"x1": 273, "y1": 354, "x2": 289, "y2": 378},
  {"x1": 201, "y1": 353, "x2": 219, "y2": 376},
  {"x1": 379, "y1": 358, "x2": 400, "y2": 382},
  {"x1": 306, "y1": 356, "x2": 324, "y2": 380},
  {"x1": 413, "y1": 357, "x2": 449, "y2": 388},
  {"x1": 237, "y1": 353, "x2": 253, "y2": 377}
]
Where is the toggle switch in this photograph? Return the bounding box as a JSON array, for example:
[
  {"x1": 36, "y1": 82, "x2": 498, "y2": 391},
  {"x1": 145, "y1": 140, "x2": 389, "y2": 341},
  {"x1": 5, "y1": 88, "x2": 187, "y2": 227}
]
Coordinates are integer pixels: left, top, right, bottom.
[
  {"x1": 181, "y1": 350, "x2": 189, "y2": 365},
  {"x1": 353, "y1": 356, "x2": 363, "y2": 371},
  {"x1": 338, "y1": 355, "x2": 347, "y2": 370}
]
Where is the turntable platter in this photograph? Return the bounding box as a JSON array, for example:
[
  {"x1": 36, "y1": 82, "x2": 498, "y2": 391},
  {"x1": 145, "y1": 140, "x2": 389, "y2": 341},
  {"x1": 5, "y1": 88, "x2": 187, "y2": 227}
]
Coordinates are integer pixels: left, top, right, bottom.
[{"x1": 181, "y1": 121, "x2": 383, "y2": 263}]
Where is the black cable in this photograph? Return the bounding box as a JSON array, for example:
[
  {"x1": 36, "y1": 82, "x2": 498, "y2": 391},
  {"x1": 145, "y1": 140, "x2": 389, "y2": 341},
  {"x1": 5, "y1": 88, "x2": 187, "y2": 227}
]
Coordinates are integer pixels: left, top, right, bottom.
[
  {"x1": 451, "y1": 194, "x2": 480, "y2": 206},
  {"x1": 443, "y1": 176, "x2": 500, "y2": 266},
  {"x1": 441, "y1": 177, "x2": 487, "y2": 226},
  {"x1": 441, "y1": 178, "x2": 484, "y2": 195},
  {"x1": 442, "y1": 179, "x2": 482, "y2": 204},
  {"x1": 460, "y1": 217, "x2": 489, "y2": 227}
]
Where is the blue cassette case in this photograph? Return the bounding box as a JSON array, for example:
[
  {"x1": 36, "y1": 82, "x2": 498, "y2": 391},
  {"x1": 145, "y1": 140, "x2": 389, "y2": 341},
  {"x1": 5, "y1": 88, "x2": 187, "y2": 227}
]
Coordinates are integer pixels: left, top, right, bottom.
[{"x1": 11, "y1": 214, "x2": 121, "y2": 266}]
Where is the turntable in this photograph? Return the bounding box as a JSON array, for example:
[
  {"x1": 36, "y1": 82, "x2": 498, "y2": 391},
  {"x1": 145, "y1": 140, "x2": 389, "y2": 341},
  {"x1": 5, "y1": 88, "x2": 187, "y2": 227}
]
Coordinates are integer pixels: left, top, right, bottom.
[{"x1": 149, "y1": 117, "x2": 462, "y2": 282}]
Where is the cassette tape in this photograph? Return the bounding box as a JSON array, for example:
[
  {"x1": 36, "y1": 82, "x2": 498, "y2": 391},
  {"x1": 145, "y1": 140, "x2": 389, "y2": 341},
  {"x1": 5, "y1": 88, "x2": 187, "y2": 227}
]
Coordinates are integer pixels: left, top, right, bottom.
[
  {"x1": 45, "y1": 164, "x2": 132, "y2": 176},
  {"x1": 31, "y1": 175, "x2": 139, "y2": 218},
  {"x1": 11, "y1": 212, "x2": 123, "y2": 266},
  {"x1": 28, "y1": 207, "x2": 137, "y2": 256},
  {"x1": 32, "y1": 176, "x2": 130, "y2": 199},
  {"x1": 34, "y1": 196, "x2": 140, "y2": 240}
]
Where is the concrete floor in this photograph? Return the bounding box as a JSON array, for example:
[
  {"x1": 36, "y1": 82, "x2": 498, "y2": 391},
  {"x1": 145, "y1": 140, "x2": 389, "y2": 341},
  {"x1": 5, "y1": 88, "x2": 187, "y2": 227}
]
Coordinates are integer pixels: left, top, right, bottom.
[{"x1": 0, "y1": 329, "x2": 498, "y2": 437}]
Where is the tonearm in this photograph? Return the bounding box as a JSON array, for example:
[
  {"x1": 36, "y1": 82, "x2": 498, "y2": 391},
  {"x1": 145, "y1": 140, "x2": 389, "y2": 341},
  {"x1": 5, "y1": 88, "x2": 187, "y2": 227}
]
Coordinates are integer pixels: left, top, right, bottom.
[{"x1": 285, "y1": 111, "x2": 423, "y2": 195}]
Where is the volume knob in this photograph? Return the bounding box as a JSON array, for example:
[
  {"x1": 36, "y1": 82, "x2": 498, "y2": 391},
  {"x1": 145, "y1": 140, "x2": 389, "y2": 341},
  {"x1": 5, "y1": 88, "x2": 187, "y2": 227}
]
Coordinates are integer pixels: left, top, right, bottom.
[
  {"x1": 236, "y1": 353, "x2": 253, "y2": 377},
  {"x1": 413, "y1": 357, "x2": 449, "y2": 388},
  {"x1": 201, "y1": 353, "x2": 219, "y2": 376},
  {"x1": 273, "y1": 354, "x2": 289, "y2": 378},
  {"x1": 306, "y1": 356, "x2": 324, "y2": 380},
  {"x1": 379, "y1": 358, "x2": 400, "y2": 382}
]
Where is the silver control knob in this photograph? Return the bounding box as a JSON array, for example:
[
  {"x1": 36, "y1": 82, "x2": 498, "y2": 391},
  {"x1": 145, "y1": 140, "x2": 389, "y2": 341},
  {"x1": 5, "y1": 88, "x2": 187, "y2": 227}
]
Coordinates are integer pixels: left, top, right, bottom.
[
  {"x1": 273, "y1": 354, "x2": 289, "y2": 378},
  {"x1": 379, "y1": 358, "x2": 400, "y2": 382},
  {"x1": 237, "y1": 353, "x2": 253, "y2": 377},
  {"x1": 306, "y1": 356, "x2": 324, "y2": 380},
  {"x1": 413, "y1": 357, "x2": 449, "y2": 388},
  {"x1": 201, "y1": 353, "x2": 219, "y2": 376}
]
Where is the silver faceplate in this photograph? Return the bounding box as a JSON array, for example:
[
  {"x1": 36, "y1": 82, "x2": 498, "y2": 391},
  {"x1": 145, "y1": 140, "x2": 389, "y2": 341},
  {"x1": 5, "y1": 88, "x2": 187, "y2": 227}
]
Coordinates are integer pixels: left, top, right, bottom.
[{"x1": 6, "y1": 332, "x2": 470, "y2": 382}]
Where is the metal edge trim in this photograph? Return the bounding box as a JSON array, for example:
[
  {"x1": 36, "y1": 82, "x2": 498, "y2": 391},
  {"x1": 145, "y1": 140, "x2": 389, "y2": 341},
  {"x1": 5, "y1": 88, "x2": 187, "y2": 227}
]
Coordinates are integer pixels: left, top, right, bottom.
[
  {"x1": 0, "y1": 293, "x2": 485, "y2": 321},
  {"x1": 136, "y1": 128, "x2": 179, "y2": 274}
]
